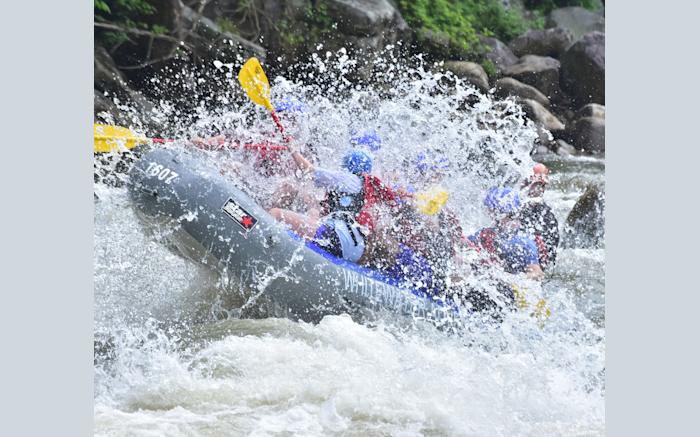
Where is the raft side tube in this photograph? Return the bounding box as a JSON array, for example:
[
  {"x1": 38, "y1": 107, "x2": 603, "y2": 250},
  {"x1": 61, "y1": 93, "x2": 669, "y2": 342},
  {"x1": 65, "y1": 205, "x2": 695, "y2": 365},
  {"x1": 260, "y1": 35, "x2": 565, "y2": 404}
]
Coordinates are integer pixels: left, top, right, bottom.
[{"x1": 128, "y1": 147, "x2": 460, "y2": 324}]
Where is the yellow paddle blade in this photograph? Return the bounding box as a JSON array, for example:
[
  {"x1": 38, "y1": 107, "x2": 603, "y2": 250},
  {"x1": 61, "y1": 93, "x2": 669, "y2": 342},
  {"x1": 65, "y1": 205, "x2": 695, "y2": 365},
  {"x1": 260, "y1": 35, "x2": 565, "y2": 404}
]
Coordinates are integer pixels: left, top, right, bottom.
[
  {"x1": 414, "y1": 187, "x2": 449, "y2": 216},
  {"x1": 238, "y1": 57, "x2": 273, "y2": 111},
  {"x1": 94, "y1": 124, "x2": 149, "y2": 153}
]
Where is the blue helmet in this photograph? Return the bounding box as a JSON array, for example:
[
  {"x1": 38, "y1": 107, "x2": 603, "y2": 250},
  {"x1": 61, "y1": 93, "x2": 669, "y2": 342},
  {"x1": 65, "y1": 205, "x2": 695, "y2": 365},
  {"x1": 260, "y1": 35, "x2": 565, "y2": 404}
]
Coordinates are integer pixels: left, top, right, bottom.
[
  {"x1": 350, "y1": 131, "x2": 382, "y2": 152},
  {"x1": 274, "y1": 98, "x2": 306, "y2": 114},
  {"x1": 415, "y1": 151, "x2": 450, "y2": 174},
  {"x1": 342, "y1": 150, "x2": 373, "y2": 175},
  {"x1": 484, "y1": 187, "x2": 521, "y2": 215}
]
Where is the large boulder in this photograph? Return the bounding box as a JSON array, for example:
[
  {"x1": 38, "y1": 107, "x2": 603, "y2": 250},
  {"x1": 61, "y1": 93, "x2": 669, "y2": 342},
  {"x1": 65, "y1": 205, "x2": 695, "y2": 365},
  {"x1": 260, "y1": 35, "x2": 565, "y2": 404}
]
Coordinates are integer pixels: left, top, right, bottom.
[
  {"x1": 494, "y1": 77, "x2": 550, "y2": 107},
  {"x1": 576, "y1": 103, "x2": 605, "y2": 119},
  {"x1": 326, "y1": 0, "x2": 406, "y2": 36},
  {"x1": 480, "y1": 36, "x2": 519, "y2": 74},
  {"x1": 563, "y1": 184, "x2": 605, "y2": 248},
  {"x1": 554, "y1": 139, "x2": 577, "y2": 156},
  {"x1": 442, "y1": 61, "x2": 489, "y2": 91},
  {"x1": 561, "y1": 32, "x2": 605, "y2": 105},
  {"x1": 508, "y1": 27, "x2": 574, "y2": 58},
  {"x1": 567, "y1": 116, "x2": 605, "y2": 153},
  {"x1": 520, "y1": 99, "x2": 565, "y2": 132},
  {"x1": 415, "y1": 29, "x2": 455, "y2": 59},
  {"x1": 547, "y1": 7, "x2": 605, "y2": 41},
  {"x1": 503, "y1": 55, "x2": 562, "y2": 100}
]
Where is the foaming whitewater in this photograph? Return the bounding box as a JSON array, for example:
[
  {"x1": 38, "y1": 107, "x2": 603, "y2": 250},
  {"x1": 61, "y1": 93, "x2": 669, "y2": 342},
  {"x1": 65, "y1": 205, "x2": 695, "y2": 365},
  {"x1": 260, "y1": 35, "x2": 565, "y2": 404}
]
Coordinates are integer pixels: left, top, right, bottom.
[{"x1": 94, "y1": 52, "x2": 604, "y2": 436}]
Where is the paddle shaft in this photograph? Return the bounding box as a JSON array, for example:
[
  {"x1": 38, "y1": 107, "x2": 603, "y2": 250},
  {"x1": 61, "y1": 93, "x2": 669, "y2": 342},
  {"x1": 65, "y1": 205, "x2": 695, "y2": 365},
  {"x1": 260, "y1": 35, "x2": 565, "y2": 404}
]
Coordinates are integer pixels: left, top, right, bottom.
[{"x1": 270, "y1": 110, "x2": 293, "y2": 147}]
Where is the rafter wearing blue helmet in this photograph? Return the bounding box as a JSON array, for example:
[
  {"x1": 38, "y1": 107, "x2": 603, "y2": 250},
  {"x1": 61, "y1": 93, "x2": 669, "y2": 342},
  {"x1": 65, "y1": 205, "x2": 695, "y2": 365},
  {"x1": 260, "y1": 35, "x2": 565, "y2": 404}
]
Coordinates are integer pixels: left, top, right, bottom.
[
  {"x1": 468, "y1": 187, "x2": 544, "y2": 281},
  {"x1": 350, "y1": 131, "x2": 382, "y2": 152},
  {"x1": 268, "y1": 146, "x2": 376, "y2": 263}
]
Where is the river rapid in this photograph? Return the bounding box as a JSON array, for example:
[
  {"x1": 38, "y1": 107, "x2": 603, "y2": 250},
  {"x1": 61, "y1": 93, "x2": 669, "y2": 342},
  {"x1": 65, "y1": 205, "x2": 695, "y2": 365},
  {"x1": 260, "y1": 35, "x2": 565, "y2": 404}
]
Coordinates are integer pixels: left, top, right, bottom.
[{"x1": 94, "y1": 55, "x2": 605, "y2": 436}]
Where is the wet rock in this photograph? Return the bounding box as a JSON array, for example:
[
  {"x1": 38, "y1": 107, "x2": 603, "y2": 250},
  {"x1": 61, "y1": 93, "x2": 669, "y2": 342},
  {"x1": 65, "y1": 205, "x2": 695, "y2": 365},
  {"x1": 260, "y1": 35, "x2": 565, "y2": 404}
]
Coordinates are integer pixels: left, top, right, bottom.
[
  {"x1": 567, "y1": 116, "x2": 605, "y2": 154},
  {"x1": 416, "y1": 29, "x2": 460, "y2": 59},
  {"x1": 561, "y1": 32, "x2": 605, "y2": 105},
  {"x1": 494, "y1": 77, "x2": 550, "y2": 107},
  {"x1": 555, "y1": 139, "x2": 577, "y2": 156},
  {"x1": 94, "y1": 45, "x2": 155, "y2": 126},
  {"x1": 442, "y1": 61, "x2": 489, "y2": 91},
  {"x1": 480, "y1": 36, "x2": 519, "y2": 74},
  {"x1": 509, "y1": 27, "x2": 574, "y2": 58},
  {"x1": 94, "y1": 46, "x2": 132, "y2": 94},
  {"x1": 531, "y1": 144, "x2": 552, "y2": 161},
  {"x1": 576, "y1": 103, "x2": 605, "y2": 119},
  {"x1": 521, "y1": 99, "x2": 565, "y2": 132},
  {"x1": 503, "y1": 55, "x2": 562, "y2": 100},
  {"x1": 325, "y1": 0, "x2": 412, "y2": 61},
  {"x1": 547, "y1": 6, "x2": 605, "y2": 41},
  {"x1": 563, "y1": 184, "x2": 605, "y2": 248},
  {"x1": 327, "y1": 0, "x2": 406, "y2": 36}
]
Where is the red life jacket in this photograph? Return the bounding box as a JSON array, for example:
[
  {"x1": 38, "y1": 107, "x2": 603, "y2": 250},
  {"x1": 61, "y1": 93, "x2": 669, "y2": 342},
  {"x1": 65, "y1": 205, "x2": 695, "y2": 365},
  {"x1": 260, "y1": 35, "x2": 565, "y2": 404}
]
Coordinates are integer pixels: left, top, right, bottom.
[
  {"x1": 471, "y1": 227, "x2": 502, "y2": 266},
  {"x1": 357, "y1": 174, "x2": 403, "y2": 232},
  {"x1": 319, "y1": 173, "x2": 403, "y2": 233}
]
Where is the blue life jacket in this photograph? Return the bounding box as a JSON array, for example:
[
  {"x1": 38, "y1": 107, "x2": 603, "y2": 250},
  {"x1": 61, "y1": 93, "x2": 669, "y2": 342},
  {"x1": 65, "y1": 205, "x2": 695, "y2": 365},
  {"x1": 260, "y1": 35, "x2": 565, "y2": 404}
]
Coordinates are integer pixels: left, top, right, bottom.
[
  {"x1": 469, "y1": 228, "x2": 539, "y2": 274},
  {"x1": 385, "y1": 244, "x2": 437, "y2": 296}
]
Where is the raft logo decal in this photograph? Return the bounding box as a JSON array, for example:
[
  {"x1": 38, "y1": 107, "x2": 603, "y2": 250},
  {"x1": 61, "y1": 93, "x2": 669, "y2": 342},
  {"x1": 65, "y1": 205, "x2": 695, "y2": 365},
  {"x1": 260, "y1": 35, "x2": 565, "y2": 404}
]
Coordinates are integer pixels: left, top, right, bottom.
[{"x1": 222, "y1": 198, "x2": 258, "y2": 232}]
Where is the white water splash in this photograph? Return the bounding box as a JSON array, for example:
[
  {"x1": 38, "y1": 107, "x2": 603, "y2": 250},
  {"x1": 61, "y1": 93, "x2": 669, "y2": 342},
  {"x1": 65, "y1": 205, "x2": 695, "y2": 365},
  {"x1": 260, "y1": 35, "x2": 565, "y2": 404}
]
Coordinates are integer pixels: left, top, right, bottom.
[{"x1": 94, "y1": 52, "x2": 604, "y2": 436}]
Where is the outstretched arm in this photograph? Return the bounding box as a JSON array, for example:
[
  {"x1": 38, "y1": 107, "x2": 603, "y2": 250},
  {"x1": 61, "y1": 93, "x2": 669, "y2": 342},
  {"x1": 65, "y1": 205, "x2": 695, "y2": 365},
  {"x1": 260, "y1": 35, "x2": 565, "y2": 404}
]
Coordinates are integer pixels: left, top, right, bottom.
[
  {"x1": 190, "y1": 135, "x2": 227, "y2": 150},
  {"x1": 289, "y1": 149, "x2": 314, "y2": 175}
]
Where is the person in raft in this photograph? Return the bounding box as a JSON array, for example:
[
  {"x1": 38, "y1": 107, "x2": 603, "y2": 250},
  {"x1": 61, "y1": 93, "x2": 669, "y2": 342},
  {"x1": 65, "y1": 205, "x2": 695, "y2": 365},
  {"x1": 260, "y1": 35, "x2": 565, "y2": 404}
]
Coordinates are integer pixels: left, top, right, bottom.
[
  {"x1": 467, "y1": 187, "x2": 545, "y2": 281},
  {"x1": 269, "y1": 146, "x2": 400, "y2": 263},
  {"x1": 357, "y1": 203, "x2": 438, "y2": 297},
  {"x1": 188, "y1": 98, "x2": 312, "y2": 177},
  {"x1": 268, "y1": 130, "x2": 383, "y2": 214},
  {"x1": 518, "y1": 163, "x2": 560, "y2": 270}
]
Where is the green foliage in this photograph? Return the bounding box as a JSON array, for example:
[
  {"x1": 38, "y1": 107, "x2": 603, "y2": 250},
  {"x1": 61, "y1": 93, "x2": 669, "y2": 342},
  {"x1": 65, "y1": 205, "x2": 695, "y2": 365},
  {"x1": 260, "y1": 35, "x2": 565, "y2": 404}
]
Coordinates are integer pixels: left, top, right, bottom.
[
  {"x1": 305, "y1": 1, "x2": 334, "y2": 31},
  {"x1": 94, "y1": 0, "x2": 155, "y2": 22},
  {"x1": 279, "y1": 19, "x2": 307, "y2": 49},
  {"x1": 398, "y1": 0, "x2": 536, "y2": 58},
  {"x1": 216, "y1": 17, "x2": 238, "y2": 35},
  {"x1": 523, "y1": 0, "x2": 600, "y2": 15},
  {"x1": 100, "y1": 31, "x2": 130, "y2": 47},
  {"x1": 95, "y1": 0, "x2": 162, "y2": 48},
  {"x1": 279, "y1": 2, "x2": 336, "y2": 52},
  {"x1": 95, "y1": 0, "x2": 111, "y2": 14},
  {"x1": 481, "y1": 59, "x2": 497, "y2": 78}
]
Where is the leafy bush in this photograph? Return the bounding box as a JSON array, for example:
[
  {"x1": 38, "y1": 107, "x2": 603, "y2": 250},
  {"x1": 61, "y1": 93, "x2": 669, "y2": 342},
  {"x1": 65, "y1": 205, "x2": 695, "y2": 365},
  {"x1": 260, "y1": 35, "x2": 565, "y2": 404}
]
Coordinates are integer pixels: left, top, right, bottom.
[
  {"x1": 94, "y1": 0, "x2": 161, "y2": 48},
  {"x1": 398, "y1": 0, "x2": 535, "y2": 58},
  {"x1": 481, "y1": 59, "x2": 497, "y2": 78},
  {"x1": 278, "y1": 2, "x2": 336, "y2": 53},
  {"x1": 523, "y1": 0, "x2": 601, "y2": 15}
]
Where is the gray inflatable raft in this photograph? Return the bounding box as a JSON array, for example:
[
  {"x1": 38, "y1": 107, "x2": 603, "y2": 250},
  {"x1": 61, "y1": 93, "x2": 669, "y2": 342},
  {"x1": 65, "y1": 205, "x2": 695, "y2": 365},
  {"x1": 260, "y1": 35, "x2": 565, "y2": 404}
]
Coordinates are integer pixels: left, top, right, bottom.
[{"x1": 127, "y1": 147, "x2": 460, "y2": 325}]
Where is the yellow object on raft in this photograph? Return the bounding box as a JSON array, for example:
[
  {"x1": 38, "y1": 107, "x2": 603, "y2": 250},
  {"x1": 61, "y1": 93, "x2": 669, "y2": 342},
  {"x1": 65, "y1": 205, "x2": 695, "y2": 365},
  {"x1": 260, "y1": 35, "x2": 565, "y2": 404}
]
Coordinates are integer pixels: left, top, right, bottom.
[
  {"x1": 93, "y1": 124, "x2": 149, "y2": 153},
  {"x1": 512, "y1": 283, "x2": 551, "y2": 324},
  {"x1": 414, "y1": 187, "x2": 450, "y2": 216}
]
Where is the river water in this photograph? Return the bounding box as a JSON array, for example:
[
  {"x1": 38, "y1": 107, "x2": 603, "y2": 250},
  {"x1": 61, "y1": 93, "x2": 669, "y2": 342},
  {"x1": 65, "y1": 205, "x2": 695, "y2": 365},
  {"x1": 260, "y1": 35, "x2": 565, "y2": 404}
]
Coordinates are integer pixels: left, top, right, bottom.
[{"x1": 94, "y1": 58, "x2": 605, "y2": 436}]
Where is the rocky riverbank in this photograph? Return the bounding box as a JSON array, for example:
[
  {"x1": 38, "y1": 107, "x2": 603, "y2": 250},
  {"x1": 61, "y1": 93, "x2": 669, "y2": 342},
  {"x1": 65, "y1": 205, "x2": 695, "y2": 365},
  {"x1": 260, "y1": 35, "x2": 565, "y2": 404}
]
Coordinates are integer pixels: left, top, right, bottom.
[{"x1": 95, "y1": 0, "x2": 605, "y2": 156}]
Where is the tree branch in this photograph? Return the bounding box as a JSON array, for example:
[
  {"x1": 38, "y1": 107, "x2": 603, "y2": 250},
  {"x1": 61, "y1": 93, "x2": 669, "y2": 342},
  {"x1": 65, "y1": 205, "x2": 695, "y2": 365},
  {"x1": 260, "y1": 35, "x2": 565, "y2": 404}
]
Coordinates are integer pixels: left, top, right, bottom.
[{"x1": 94, "y1": 22, "x2": 185, "y2": 45}]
